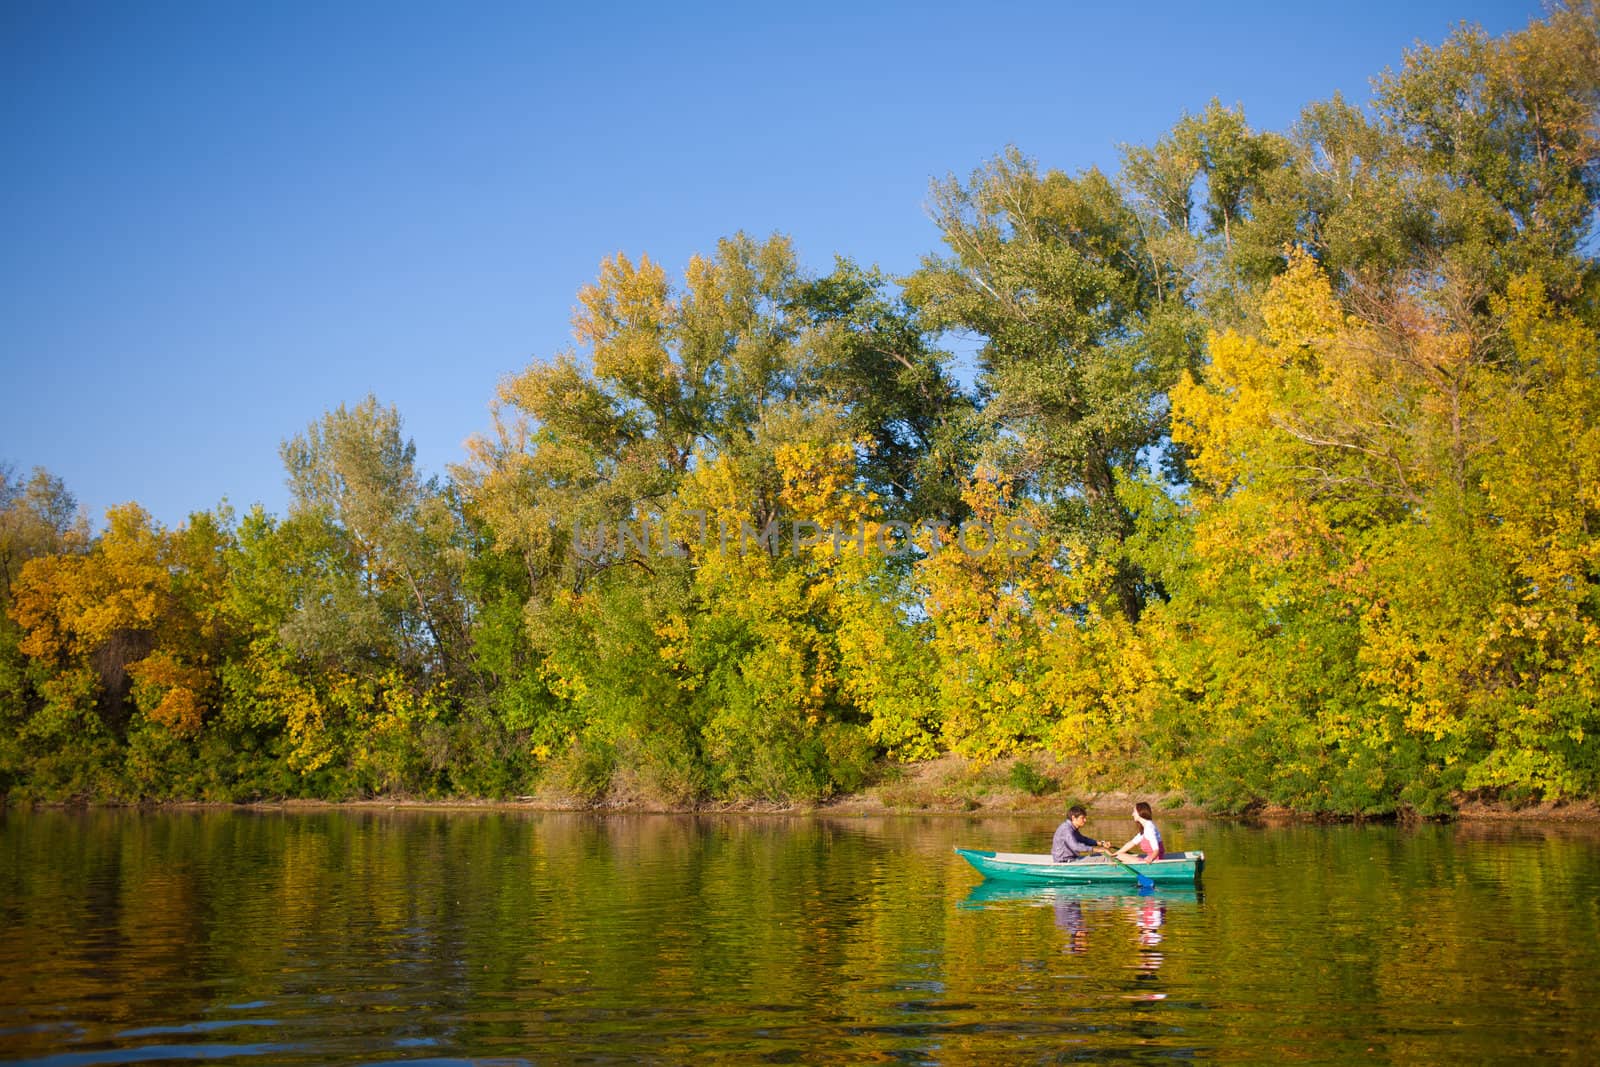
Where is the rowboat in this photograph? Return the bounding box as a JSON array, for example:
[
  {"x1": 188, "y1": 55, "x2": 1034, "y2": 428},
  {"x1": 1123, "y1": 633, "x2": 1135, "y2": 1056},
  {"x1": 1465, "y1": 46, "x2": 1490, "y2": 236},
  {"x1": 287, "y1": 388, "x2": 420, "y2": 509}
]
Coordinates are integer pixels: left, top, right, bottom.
[{"x1": 954, "y1": 847, "x2": 1204, "y2": 887}]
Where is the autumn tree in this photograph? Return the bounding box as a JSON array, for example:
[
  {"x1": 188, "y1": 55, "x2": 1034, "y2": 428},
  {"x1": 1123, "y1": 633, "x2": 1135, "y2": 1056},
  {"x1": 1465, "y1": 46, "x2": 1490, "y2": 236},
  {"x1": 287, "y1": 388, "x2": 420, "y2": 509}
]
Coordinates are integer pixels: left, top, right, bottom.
[
  {"x1": 6, "y1": 503, "x2": 240, "y2": 796},
  {"x1": 461, "y1": 234, "x2": 957, "y2": 800},
  {"x1": 1166, "y1": 251, "x2": 1600, "y2": 811},
  {"x1": 0, "y1": 465, "x2": 87, "y2": 791}
]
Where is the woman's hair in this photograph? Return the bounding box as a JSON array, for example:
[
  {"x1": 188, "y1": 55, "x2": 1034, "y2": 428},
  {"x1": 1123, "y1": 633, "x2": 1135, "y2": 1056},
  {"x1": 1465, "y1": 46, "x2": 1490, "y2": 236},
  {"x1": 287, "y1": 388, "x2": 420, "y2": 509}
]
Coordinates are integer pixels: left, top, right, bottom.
[{"x1": 1135, "y1": 801, "x2": 1153, "y2": 820}]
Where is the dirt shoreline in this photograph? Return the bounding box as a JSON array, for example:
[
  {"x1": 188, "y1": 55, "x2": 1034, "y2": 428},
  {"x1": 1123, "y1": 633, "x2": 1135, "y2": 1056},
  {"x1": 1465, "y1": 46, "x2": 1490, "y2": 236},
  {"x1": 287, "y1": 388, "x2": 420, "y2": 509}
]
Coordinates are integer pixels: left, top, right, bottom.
[
  {"x1": 10, "y1": 791, "x2": 1600, "y2": 823},
  {"x1": 8, "y1": 756, "x2": 1598, "y2": 822}
]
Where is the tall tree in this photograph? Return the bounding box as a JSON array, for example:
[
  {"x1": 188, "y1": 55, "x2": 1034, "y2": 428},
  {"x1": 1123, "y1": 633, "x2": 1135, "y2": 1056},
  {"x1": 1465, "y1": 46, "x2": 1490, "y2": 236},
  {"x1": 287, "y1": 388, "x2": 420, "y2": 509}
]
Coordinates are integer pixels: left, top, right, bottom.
[
  {"x1": 278, "y1": 396, "x2": 468, "y2": 680},
  {"x1": 794, "y1": 258, "x2": 979, "y2": 527},
  {"x1": 907, "y1": 149, "x2": 1202, "y2": 621}
]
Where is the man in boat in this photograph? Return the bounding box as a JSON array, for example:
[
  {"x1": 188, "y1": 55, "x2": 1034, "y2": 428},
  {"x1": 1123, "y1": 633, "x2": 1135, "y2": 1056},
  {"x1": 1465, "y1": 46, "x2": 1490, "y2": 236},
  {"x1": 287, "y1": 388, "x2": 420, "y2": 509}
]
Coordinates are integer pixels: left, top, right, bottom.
[{"x1": 1051, "y1": 805, "x2": 1111, "y2": 863}]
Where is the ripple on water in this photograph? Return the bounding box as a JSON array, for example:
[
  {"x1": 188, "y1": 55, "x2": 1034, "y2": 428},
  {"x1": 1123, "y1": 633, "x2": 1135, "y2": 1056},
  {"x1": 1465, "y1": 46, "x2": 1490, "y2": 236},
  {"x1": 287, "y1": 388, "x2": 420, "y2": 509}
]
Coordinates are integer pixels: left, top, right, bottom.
[{"x1": 2, "y1": 813, "x2": 1599, "y2": 1064}]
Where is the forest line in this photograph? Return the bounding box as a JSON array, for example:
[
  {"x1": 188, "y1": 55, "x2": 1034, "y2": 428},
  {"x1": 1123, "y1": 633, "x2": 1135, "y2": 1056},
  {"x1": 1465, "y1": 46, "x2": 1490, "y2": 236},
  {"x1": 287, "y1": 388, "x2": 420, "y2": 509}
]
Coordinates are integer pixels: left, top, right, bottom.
[{"x1": 4, "y1": 6, "x2": 1598, "y2": 814}]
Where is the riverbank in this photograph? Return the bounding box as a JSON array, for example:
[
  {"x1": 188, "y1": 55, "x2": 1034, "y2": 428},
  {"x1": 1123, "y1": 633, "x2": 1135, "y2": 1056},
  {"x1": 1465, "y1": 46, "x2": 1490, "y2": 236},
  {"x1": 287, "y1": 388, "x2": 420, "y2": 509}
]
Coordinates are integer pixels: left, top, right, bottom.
[{"x1": 11, "y1": 754, "x2": 1597, "y2": 823}]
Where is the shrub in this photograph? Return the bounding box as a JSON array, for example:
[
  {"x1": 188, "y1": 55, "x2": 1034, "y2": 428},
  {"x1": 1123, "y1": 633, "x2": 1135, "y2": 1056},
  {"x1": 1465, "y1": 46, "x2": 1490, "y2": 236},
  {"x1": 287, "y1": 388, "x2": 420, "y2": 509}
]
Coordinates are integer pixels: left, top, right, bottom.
[{"x1": 1008, "y1": 759, "x2": 1058, "y2": 797}]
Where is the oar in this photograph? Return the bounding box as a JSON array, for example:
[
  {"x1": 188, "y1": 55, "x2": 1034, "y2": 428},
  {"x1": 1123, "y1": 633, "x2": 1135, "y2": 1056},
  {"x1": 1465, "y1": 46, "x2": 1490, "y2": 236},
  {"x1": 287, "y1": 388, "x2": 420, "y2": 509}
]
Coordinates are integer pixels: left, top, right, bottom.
[{"x1": 1101, "y1": 850, "x2": 1155, "y2": 891}]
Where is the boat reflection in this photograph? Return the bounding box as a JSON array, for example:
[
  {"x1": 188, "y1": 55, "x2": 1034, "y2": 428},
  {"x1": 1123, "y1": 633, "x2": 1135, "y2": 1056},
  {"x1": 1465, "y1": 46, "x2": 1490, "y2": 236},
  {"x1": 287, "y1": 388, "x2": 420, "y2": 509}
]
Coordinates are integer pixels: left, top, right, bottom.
[
  {"x1": 960, "y1": 880, "x2": 1203, "y2": 909},
  {"x1": 959, "y1": 881, "x2": 1200, "y2": 961},
  {"x1": 1130, "y1": 896, "x2": 1166, "y2": 979}
]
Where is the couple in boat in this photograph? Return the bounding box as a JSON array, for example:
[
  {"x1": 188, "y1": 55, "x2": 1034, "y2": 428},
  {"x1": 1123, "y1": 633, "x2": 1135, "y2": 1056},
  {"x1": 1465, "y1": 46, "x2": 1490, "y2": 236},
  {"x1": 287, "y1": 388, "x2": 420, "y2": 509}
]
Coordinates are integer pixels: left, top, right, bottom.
[{"x1": 1052, "y1": 802, "x2": 1164, "y2": 864}]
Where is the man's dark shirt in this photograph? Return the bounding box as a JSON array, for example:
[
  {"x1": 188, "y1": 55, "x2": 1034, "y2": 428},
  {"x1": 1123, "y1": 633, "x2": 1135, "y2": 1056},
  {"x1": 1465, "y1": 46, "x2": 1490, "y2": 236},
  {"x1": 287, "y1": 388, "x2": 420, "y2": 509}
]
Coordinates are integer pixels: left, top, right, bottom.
[{"x1": 1052, "y1": 820, "x2": 1099, "y2": 863}]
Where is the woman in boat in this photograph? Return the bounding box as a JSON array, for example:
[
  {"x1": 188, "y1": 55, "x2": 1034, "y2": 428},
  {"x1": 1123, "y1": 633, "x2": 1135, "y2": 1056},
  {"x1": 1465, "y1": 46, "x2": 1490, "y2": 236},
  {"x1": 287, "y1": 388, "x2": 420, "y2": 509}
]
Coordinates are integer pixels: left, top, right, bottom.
[{"x1": 1113, "y1": 801, "x2": 1165, "y2": 863}]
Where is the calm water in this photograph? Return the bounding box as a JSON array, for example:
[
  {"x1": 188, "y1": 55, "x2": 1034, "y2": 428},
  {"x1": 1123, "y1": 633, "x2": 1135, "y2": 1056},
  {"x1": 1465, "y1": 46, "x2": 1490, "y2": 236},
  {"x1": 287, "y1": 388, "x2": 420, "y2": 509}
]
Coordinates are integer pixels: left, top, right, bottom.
[{"x1": 2, "y1": 810, "x2": 1598, "y2": 1065}]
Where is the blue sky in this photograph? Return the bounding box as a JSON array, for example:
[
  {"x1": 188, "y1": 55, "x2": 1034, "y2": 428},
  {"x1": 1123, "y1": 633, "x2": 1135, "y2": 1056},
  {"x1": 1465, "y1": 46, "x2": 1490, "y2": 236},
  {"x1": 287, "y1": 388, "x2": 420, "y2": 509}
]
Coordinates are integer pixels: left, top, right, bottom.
[{"x1": 1, "y1": 0, "x2": 1543, "y2": 528}]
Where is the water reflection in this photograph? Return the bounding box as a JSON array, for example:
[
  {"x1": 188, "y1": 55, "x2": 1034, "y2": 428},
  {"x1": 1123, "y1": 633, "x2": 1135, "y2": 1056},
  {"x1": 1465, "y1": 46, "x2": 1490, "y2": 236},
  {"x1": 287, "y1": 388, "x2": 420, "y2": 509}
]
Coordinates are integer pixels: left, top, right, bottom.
[
  {"x1": 2, "y1": 811, "x2": 1598, "y2": 1065},
  {"x1": 1128, "y1": 897, "x2": 1166, "y2": 998},
  {"x1": 959, "y1": 880, "x2": 1197, "y2": 967},
  {"x1": 1056, "y1": 896, "x2": 1088, "y2": 954}
]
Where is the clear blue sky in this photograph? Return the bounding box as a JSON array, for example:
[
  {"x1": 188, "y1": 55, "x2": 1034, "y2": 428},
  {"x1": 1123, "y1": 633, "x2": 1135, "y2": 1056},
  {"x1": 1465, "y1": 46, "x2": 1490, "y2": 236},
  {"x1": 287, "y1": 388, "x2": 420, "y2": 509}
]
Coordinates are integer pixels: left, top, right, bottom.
[{"x1": 1, "y1": 0, "x2": 1543, "y2": 528}]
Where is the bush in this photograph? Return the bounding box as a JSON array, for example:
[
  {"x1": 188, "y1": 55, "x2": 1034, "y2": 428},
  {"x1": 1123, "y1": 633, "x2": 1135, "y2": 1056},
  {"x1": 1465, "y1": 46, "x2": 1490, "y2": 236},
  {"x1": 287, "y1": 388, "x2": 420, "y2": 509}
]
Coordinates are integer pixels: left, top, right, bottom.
[
  {"x1": 1008, "y1": 759, "x2": 1058, "y2": 797},
  {"x1": 549, "y1": 740, "x2": 616, "y2": 803}
]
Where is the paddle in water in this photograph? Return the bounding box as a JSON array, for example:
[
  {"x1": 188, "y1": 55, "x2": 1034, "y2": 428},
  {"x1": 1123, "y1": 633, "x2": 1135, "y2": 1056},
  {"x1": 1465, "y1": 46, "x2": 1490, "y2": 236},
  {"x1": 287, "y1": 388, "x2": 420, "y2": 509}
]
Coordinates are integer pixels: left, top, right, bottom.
[{"x1": 1102, "y1": 850, "x2": 1156, "y2": 891}]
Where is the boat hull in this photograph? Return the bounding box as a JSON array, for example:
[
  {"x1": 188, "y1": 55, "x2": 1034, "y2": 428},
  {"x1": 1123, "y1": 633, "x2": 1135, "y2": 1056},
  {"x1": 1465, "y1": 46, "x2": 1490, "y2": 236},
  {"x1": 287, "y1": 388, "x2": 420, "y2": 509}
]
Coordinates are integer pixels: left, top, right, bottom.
[{"x1": 955, "y1": 847, "x2": 1204, "y2": 886}]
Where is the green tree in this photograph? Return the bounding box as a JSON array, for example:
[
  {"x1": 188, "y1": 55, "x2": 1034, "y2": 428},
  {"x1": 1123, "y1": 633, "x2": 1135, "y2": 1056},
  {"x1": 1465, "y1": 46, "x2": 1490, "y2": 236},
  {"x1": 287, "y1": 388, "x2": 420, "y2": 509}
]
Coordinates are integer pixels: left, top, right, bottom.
[
  {"x1": 907, "y1": 149, "x2": 1202, "y2": 621},
  {"x1": 794, "y1": 258, "x2": 979, "y2": 526},
  {"x1": 280, "y1": 396, "x2": 470, "y2": 680}
]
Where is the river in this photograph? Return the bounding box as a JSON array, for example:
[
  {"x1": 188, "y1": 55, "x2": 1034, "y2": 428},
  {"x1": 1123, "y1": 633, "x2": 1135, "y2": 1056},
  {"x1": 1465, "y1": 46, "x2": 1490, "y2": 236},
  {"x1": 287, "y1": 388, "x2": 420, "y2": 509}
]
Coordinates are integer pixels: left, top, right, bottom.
[{"x1": 2, "y1": 809, "x2": 1597, "y2": 1064}]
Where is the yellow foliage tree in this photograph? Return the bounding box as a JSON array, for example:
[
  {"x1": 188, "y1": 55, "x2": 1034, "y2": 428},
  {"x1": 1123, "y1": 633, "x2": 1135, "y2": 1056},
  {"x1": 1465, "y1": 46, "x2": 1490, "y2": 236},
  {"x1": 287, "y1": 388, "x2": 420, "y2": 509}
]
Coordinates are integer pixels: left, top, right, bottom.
[
  {"x1": 1168, "y1": 251, "x2": 1600, "y2": 809},
  {"x1": 10, "y1": 504, "x2": 235, "y2": 740},
  {"x1": 919, "y1": 471, "x2": 1154, "y2": 769}
]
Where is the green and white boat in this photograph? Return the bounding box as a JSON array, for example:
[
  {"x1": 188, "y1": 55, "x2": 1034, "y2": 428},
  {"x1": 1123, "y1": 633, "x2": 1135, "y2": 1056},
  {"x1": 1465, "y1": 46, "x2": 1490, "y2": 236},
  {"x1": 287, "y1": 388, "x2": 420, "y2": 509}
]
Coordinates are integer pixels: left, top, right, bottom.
[{"x1": 954, "y1": 847, "x2": 1204, "y2": 887}]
